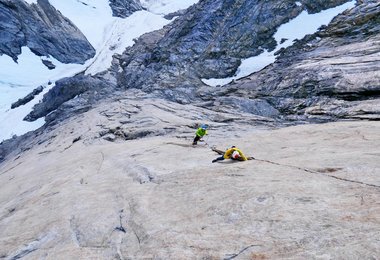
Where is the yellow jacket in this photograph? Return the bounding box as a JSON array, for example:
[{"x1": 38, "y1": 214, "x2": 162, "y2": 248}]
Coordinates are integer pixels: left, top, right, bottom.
[{"x1": 223, "y1": 148, "x2": 248, "y2": 161}]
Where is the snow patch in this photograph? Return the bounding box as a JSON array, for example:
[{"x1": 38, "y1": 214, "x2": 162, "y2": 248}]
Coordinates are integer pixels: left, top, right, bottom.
[{"x1": 0, "y1": 47, "x2": 84, "y2": 87}]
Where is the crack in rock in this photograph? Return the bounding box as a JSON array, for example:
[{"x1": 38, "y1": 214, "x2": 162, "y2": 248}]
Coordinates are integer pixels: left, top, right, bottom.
[
  {"x1": 253, "y1": 158, "x2": 380, "y2": 189},
  {"x1": 224, "y1": 244, "x2": 262, "y2": 260},
  {"x1": 114, "y1": 210, "x2": 126, "y2": 233}
]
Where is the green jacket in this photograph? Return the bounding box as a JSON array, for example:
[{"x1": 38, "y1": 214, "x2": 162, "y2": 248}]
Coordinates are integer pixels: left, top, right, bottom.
[{"x1": 195, "y1": 128, "x2": 207, "y2": 137}]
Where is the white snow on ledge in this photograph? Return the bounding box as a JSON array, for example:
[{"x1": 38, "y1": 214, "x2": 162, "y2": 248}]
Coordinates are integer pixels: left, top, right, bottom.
[{"x1": 202, "y1": 0, "x2": 356, "y2": 87}]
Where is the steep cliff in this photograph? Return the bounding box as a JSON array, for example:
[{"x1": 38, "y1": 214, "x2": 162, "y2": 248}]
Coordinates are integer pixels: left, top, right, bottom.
[{"x1": 0, "y1": 0, "x2": 95, "y2": 64}]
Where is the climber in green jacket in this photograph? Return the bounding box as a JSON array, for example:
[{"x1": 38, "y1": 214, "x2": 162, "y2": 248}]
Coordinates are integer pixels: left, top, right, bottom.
[{"x1": 192, "y1": 124, "x2": 208, "y2": 145}]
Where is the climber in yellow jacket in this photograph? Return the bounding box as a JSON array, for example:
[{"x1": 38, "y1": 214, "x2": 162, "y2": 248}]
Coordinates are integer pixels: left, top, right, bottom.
[
  {"x1": 192, "y1": 124, "x2": 208, "y2": 145},
  {"x1": 212, "y1": 146, "x2": 248, "y2": 163}
]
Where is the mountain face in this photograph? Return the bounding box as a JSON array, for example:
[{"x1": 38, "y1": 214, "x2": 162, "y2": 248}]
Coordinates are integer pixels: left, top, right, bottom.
[
  {"x1": 0, "y1": 0, "x2": 95, "y2": 64},
  {"x1": 115, "y1": 0, "x2": 351, "y2": 96},
  {"x1": 1, "y1": 1, "x2": 380, "y2": 258}
]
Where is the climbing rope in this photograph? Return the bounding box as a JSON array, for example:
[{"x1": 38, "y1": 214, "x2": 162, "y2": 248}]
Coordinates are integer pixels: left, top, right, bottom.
[
  {"x1": 209, "y1": 147, "x2": 380, "y2": 189},
  {"x1": 253, "y1": 158, "x2": 380, "y2": 189}
]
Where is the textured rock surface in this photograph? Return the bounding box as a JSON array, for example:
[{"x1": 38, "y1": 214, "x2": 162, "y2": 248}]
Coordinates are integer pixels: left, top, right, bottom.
[
  {"x1": 0, "y1": 97, "x2": 379, "y2": 258},
  {"x1": 0, "y1": 0, "x2": 95, "y2": 64},
  {"x1": 1, "y1": 91, "x2": 274, "y2": 163},
  {"x1": 109, "y1": 0, "x2": 143, "y2": 18}
]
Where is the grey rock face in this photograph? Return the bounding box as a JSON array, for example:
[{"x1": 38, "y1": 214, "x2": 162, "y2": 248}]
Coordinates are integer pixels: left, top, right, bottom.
[
  {"x1": 0, "y1": 0, "x2": 95, "y2": 64},
  {"x1": 109, "y1": 0, "x2": 143, "y2": 18},
  {"x1": 220, "y1": 0, "x2": 380, "y2": 121},
  {"x1": 1, "y1": 111, "x2": 379, "y2": 258},
  {"x1": 215, "y1": 97, "x2": 280, "y2": 118}
]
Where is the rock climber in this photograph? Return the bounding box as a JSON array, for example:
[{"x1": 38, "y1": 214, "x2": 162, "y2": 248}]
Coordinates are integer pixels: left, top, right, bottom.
[
  {"x1": 192, "y1": 124, "x2": 208, "y2": 145},
  {"x1": 212, "y1": 146, "x2": 248, "y2": 163}
]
